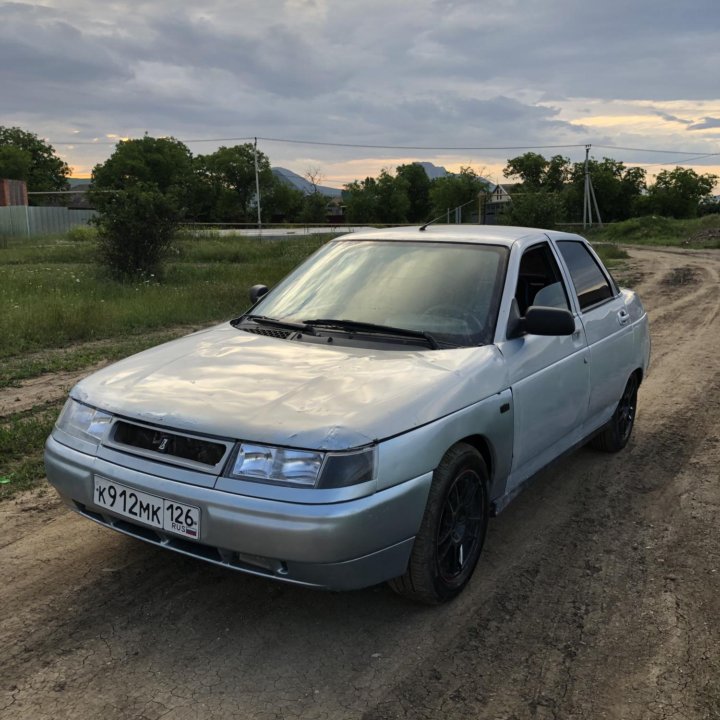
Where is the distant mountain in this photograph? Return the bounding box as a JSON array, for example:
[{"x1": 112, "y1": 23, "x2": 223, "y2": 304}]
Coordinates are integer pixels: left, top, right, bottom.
[
  {"x1": 415, "y1": 162, "x2": 448, "y2": 180},
  {"x1": 272, "y1": 168, "x2": 342, "y2": 197}
]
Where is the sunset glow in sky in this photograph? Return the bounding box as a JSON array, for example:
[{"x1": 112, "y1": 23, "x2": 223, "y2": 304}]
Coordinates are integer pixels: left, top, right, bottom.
[{"x1": 2, "y1": 0, "x2": 719, "y2": 188}]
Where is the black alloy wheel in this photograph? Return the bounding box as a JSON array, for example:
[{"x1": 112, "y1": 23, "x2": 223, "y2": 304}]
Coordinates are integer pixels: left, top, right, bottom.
[
  {"x1": 388, "y1": 443, "x2": 489, "y2": 604},
  {"x1": 436, "y1": 467, "x2": 485, "y2": 586},
  {"x1": 591, "y1": 373, "x2": 639, "y2": 453}
]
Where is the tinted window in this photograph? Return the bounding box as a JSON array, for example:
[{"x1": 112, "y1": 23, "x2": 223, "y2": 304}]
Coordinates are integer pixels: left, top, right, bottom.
[
  {"x1": 515, "y1": 243, "x2": 570, "y2": 315},
  {"x1": 557, "y1": 241, "x2": 614, "y2": 310}
]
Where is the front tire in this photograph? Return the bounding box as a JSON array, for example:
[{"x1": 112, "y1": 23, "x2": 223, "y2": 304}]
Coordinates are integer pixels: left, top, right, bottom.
[
  {"x1": 591, "y1": 373, "x2": 639, "y2": 453},
  {"x1": 389, "y1": 443, "x2": 489, "y2": 604}
]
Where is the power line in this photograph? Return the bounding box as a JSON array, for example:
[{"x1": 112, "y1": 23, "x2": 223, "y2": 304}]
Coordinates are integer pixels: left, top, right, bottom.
[
  {"x1": 49, "y1": 134, "x2": 720, "y2": 157},
  {"x1": 255, "y1": 137, "x2": 590, "y2": 151},
  {"x1": 51, "y1": 136, "x2": 256, "y2": 146},
  {"x1": 642, "y1": 152, "x2": 720, "y2": 167},
  {"x1": 51, "y1": 135, "x2": 590, "y2": 151},
  {"x1": 595, "y1": 143, "x2": 720, "y2": 157}
]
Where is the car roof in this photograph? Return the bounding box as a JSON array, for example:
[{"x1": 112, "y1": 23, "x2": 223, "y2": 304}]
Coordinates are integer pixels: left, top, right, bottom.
[{"x1": 335, "y1": 225, "x2": 586, "y2": 248}]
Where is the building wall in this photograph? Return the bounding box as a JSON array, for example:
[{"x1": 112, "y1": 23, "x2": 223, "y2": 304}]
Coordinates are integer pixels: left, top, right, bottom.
[{"x1": 0, "y1": 179, "x2": 28, "y2": 206}]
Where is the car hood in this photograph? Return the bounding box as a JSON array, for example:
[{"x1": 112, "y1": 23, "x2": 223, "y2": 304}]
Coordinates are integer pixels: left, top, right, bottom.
[{"x1": 72, "y1": 323, "x2": 508, "y2": 450}]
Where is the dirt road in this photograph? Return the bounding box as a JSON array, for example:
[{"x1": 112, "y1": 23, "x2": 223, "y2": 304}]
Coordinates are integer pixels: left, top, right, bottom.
[{"x1": 1, "y1": 247, "x2": 719, "y2": 720}]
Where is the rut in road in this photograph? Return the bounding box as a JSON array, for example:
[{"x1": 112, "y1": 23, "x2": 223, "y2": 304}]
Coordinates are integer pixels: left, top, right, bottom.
[{"x1": 1, "y1": 247, "x2": 718, "y2": 720}]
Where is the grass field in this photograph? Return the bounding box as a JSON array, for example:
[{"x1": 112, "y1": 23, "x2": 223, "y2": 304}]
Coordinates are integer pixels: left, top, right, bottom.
[
  {"x1": 583, "y1": 213, "x2": 720, "y2": 247},
  {"x1": 0, "y1": 221, "x2": 707, "y2": 500},
  {"x1": 0, "y1": 232, "x2": 328, "y2": 359}
]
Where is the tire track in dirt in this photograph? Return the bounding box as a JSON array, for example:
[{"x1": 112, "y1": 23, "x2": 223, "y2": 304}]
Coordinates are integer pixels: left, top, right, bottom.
[{"x1": 0, "y1": 364, "x2": 108, "y2": 417}]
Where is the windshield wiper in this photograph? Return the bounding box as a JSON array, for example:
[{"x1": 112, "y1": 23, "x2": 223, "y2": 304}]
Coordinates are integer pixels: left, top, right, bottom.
[
  {"x1": 238, "y1": 314, "x2": 310, "y2": 332},
  {"x1": 303, "y1": 318, "x2": 440, "y2": 349}
]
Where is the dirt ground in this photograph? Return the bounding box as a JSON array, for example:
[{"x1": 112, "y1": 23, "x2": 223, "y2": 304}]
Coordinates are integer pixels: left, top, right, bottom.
[{"x1": 1, "y1": 246, "x2": 718, "y2": 720}]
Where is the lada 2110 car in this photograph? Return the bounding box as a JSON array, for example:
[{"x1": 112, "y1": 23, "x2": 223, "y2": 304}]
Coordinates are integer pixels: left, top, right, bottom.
[{"x1": 45, "y1": 225, "x2": 650, "y2": 604}]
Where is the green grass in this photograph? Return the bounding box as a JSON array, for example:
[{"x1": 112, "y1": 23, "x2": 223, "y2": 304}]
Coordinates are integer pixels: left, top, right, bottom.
[
  {"x1": 584, "y1": 214, "x2": 720, "y2": 247},
  {"x1": 0, "y1": 234, "x2": 328, "y2": 358},
  {"x1": 0, "y1": 404, "x2": 61, "y2": 500},
  {"x1": 591, "y1": 244, "x2": 630, "y2": 265}
]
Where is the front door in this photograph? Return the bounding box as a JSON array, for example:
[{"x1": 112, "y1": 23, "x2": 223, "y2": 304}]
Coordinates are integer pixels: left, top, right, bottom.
[{"x1": 498, "y1": 242, "x2": 590, "y2": 492}]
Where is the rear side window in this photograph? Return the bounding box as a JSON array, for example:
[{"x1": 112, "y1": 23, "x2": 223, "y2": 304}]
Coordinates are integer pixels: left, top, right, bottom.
[{"x1": 557, "y1": 241, "x2": 614, "y2": 310}]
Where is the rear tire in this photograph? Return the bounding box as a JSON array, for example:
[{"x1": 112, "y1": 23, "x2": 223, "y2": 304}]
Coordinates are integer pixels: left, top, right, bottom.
[
  {"x1": 591, "y1": 373, "x2": 639, "y2": 453},
  {"x1": 389, "y1": 443, "x2": 489, "y2": 604}
]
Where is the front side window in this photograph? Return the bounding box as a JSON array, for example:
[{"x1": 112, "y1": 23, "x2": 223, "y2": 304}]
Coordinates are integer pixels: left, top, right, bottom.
[
  {"x1": 514, "y1": 243, "x2": 570, "y2": 316},
  {"x1": 557, "y1": 241, "x2": 614, "y2": 310},
  {"x1": 249, "y1": 240, "x2": 509, "y2": 347}
]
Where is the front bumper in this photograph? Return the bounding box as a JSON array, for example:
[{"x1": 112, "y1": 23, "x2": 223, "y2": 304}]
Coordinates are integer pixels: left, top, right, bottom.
[{"x1": 44, "y1": 435, "x2": 432, "y2": 590}]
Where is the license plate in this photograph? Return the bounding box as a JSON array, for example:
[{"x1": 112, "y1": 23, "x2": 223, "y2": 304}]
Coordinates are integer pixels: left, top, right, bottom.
[{"x1": 93, "y1": 477, "x2": 201, "y2": 540}]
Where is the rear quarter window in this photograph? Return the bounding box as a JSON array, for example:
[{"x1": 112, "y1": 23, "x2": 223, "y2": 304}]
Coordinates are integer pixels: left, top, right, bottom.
[{"x1": 557, "y1": 241, "x2": 615, "y2": 310}]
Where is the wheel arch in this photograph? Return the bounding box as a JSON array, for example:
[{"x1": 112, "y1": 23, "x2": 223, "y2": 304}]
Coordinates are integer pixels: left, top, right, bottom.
[{"x1": 455, "y1": 434, "x2": 494, "y2": 486}]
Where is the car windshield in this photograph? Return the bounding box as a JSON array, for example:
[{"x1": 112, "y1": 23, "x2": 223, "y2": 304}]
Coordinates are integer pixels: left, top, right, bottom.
[{"x1": 248, "y1": 239, "x2": 509, "y2": 347}]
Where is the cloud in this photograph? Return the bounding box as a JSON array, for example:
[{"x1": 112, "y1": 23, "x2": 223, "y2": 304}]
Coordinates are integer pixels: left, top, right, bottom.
[
  {"x1": 688, "y1": 117, "x2": 720, "y2": 131},
  {"x1": 653, "y1": 111, "x2": 693, "y2": 125},
  {"x1": 3, "y1": 0, "x2": 720, "y2": 182}
]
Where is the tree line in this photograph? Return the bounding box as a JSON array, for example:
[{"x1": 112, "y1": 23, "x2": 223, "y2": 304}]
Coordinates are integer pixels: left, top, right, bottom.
[
  {"x1": 499, "y1": 152, "x2": 718, "y2": 227},
  {"x1": 1, "y1": 126, "x2": 718, "y2": 279},
  {"x1": 2, "y1": 126, "x2": 717, "y2": 226}
]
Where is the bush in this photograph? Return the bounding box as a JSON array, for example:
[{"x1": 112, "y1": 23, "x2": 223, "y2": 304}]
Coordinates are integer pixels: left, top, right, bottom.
[
  {"x1": 93, "y1": 184, "x2": 180, "y2": 280},
  {"x1": 90, "y1": 136, "x2": 194, "y2": 280}
]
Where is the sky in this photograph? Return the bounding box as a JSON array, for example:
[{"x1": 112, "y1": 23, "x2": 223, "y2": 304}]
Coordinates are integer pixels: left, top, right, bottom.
[{"x1": 2, "y1": 0, "x2": 720, "y2": 188}]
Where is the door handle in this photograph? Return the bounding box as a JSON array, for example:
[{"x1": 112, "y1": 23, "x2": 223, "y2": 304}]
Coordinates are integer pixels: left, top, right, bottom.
[{"x1": 618, "y1": 310, "x2": 630, "y2": 325}]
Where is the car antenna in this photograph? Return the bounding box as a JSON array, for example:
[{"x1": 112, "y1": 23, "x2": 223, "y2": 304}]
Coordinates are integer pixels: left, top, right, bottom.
[{"x1": 418, "y1": 213, "x2": 446, "y2": 232}]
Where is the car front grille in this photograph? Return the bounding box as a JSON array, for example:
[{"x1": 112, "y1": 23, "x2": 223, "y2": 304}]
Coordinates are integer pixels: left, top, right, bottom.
[{"x1": 103, "y1": 420, "x2": 232, "y2": 473}]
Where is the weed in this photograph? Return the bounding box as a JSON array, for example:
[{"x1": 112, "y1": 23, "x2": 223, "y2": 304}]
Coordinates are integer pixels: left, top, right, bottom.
[{"x1": 0, "y1": 405, "x2": 61, "y2": 500}]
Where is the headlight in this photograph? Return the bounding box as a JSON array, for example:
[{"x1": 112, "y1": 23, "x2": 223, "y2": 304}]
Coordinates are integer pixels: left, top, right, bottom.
[
  {"x1": 56, "y1": 398, "x2": 113, "y2": 445},
  {"x1": 225, "y1": 443, "x2": 375, "y2": 489},
  {"x1": 227, "y1": 443, "x2": 324, "y2": 487}
]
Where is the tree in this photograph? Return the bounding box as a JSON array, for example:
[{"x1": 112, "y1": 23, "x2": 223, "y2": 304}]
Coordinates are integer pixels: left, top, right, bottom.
[
  {"x1": 194, "y1": 144, "x2": 273, "y2": 222},
  {"x1": 298, "y1": 167, "x2": 330, "y2": 223},
  {"x1": 0, "y1": 125, "x2": 70, "y2": 192},
  {"x1": 300, "y1": 191, "x2": 329, "y2": 223},
  {"x1": 648, "y1": 167, "x2": 718, "y2": 218},
  {"x1": 343, "y1": 169, "x2": 410, "y2": 224},
  {"x1": 429, "y1": 167, "x2": 487, "y2": 222},
  {"x1": 375, "y1": 169, "x2": 410, "y2": 223},
  {"x1": 503, "y1": 152, "x2": 551, "y2": 188},
  {"x1": 91, "y1": 136, "x2": 194, "y2": 279},
  {"x1": 343, "y1": 177, "x2": 379, "y2": 223},
  {"x1": 565, "y1": 157, "x2": 646, "y2": 222},
  {"x1": 0, "y1": 146, "x2": 32, "y2": 182},
  {"x1": 497, "y1": 190, "x2": 565, "y2": 229},
  {"x1": 396, "y1": 163, "x2": 431, "y2": 222},
  {"x1": 263, "y1": 177, "x2": 304, "y2": 222}
]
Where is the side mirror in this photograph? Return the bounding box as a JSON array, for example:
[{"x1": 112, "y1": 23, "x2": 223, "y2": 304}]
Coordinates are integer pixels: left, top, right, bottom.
[
  {"x1": 524, "y1": 306, "x2": 576, "y2": 336},
  {"x1": 249, "y1": 284, "x2": 269, "y2": 304}
]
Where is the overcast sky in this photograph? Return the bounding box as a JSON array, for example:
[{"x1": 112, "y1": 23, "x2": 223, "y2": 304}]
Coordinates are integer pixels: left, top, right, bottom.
[{"x1": 2, "y1": 0, "x2": 719, "y2": 187}]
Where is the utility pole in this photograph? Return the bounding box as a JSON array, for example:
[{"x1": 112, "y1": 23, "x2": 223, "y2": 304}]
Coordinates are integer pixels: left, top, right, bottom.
[
  {"x1": 583, "y1": 144, "x2": 603, "y2": 229},
  {"x1": 253, "y1": 137, "x2": 262, "y2": 233}
]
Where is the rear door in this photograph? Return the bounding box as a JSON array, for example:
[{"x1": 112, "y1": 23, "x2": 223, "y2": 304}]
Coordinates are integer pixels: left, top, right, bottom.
[{"x1": 555, "y1": 240, "x2": 634, "y2": 433}]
